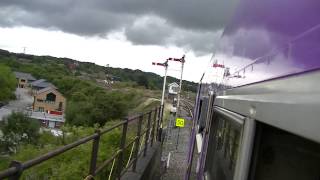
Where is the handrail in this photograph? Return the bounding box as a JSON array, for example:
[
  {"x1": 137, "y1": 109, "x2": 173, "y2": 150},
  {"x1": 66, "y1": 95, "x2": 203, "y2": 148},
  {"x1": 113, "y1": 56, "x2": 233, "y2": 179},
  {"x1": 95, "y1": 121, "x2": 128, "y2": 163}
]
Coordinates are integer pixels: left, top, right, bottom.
[{"x1": 0, "y1": 106, "x2": 163, "y2": 180}]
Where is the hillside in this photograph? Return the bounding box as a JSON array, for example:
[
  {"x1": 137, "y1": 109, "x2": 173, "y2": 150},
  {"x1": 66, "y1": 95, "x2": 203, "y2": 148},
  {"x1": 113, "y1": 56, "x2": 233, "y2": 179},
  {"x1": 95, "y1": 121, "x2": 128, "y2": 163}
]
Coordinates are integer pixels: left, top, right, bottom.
[{"x1": 0, "y1": 49, "x2": 197, "y2": 92}]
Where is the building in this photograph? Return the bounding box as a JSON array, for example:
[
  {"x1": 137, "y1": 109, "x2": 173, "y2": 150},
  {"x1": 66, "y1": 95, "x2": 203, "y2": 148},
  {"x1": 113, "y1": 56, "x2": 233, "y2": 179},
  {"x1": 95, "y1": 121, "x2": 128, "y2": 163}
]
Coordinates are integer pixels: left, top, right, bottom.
[
  {"x1": 168, "y1": 82, "x2": 179, "y2": 99},
  {"x1": 14, "y1": 71, "x2": 36, "y2": 88},
  {"x1": 32, "y1": 87, "x2": 66, "y2": 128},
  {"x1": 168, "y1": 82, "x2": 179, "y2": 95},
  {"x1": 33, "y1": 87, "x2": 66, "y2": 114}
]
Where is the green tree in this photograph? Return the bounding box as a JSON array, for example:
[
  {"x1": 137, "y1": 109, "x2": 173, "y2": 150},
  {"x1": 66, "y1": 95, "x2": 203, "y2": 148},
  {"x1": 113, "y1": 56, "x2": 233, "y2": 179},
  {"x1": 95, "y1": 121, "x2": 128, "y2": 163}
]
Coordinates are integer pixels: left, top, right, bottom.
[
  {"x1": 0, "y1": 64, "x2": 16, "y2": 102},
  {"x1": 137, "y1": 75, "x2": 149, "y2": 89},
  {"x1": 0, "y1": 112, "x2": 40, "y2": 153}
]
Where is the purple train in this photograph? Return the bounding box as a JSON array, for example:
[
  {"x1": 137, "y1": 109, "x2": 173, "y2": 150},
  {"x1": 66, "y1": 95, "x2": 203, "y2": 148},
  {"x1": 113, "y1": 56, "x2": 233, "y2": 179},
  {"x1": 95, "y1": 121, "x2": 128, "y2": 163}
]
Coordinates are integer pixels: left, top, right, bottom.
[{"x1": 186, "y1": 0, "x2": 320, "y2": 179}]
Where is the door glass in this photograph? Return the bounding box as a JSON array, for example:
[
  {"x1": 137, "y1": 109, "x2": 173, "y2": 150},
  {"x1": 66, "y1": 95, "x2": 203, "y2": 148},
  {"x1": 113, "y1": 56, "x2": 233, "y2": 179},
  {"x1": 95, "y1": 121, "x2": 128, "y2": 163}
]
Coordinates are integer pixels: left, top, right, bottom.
[{"x1": 205, "y1": 111, "x2": 243, "y2": 180}]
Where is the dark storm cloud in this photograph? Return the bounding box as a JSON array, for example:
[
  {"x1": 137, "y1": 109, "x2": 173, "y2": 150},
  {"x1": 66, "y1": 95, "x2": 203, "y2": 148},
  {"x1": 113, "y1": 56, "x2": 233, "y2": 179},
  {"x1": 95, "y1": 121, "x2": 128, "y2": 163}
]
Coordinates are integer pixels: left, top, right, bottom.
[{"x1": 0, "y1": 0, "x2": 237, "y2": 54}]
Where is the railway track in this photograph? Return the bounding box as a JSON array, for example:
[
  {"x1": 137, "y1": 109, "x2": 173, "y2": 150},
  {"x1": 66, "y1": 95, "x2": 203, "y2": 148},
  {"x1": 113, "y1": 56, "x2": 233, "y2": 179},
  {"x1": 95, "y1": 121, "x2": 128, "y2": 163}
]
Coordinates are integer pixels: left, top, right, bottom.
[{"x1": 180, "y1": 98, "x2": 194, "y2": 118}]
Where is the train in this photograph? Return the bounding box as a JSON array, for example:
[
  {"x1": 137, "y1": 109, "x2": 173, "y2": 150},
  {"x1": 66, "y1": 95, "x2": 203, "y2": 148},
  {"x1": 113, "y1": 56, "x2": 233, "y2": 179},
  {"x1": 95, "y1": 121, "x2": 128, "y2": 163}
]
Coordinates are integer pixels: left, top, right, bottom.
[{"x1": 186, "y1": 0, "x2": 320, "y2": 179}]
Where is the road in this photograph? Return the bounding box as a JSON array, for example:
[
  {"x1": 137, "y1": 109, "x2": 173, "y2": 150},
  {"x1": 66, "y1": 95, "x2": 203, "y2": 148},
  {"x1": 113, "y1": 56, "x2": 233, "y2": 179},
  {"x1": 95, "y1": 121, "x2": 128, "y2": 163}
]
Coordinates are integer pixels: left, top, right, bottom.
[{"x1": 0, "y1": 88, "x2": 33, "y2": 121}]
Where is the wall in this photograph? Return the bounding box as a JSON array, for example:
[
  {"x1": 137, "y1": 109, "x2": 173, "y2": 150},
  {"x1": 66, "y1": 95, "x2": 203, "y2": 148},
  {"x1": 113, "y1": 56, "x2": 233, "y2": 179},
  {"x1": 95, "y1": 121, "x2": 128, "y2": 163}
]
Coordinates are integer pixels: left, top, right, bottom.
[{"x1": 33, "y1": 89, "x2": 66, "y2": 112}]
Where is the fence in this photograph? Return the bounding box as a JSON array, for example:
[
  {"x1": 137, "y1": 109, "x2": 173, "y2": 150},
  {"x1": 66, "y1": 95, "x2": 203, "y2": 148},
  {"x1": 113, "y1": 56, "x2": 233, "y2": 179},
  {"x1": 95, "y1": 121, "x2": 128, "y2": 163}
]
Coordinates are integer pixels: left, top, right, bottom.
[{"x1": 0, "y1": 105, "x2": 163, "y2": 180}]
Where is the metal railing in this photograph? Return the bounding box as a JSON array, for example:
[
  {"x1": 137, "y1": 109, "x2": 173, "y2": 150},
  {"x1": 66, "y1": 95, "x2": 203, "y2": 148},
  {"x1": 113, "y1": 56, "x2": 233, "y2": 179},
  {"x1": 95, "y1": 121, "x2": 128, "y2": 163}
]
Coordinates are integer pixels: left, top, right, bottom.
[{"x1": 0, "y1": 106, "x2": 163, "y2": 180}]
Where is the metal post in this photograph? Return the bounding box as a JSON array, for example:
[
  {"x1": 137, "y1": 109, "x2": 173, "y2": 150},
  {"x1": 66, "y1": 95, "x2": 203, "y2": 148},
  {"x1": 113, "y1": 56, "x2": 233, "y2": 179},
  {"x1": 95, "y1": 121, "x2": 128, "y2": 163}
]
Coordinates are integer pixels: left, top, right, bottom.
[
  {"x1": 151, "y1": 108, "x2": 157, "y2": 146},
  {"x1": 133, "y1": 114, "x2": 143, "y2": 171},
  {"x1": 158, "y1": 104, "x2": 165, "y2": 142},
  {"x1": 157, "y1": 105, "x2": 163, "y2": 141},
  {"x1": 159, "y1": 60, "x2": 168, "y2": 131},
  {"x1": 89, "y1": 130, "x2": 101, "y2": 176},
  {"x1": 160, "y1": 60, "x2": 168, "y2": 110},
  {"x1": 116, "y1": 118, "x2": 128, "y2": 179},
  {"x1": 8, "y1": 161, "x2": 22, "y2": 180},
  {"x1": 144, "y1": 112, "x2": 152, "y2": 156}
]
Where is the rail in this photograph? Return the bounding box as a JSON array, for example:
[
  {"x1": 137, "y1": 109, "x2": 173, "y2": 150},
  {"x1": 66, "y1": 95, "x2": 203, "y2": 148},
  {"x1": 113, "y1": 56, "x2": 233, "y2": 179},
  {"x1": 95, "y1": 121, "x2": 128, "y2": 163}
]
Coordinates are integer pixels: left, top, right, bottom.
[
  {"x1": 0, "y1": 105, "x2": 163, "y2": 180},
  {"x1": 181, "y1": 99, "x2": 194, "y2": 118}
]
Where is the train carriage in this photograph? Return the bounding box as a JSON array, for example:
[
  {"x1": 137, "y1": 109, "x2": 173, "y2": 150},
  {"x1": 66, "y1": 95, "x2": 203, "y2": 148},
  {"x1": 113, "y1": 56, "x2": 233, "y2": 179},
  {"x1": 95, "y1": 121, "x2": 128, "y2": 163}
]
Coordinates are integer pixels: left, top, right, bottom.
[{"x1": 187, "y1": 0, "x2": 320, "y2": 179}]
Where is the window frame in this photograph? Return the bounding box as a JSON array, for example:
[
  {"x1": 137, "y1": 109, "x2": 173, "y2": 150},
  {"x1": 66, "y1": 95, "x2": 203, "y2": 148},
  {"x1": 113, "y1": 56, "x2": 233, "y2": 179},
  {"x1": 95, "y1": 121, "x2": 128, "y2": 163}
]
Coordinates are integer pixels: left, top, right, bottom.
[{"x1": 204, "y1": 106, "x2": 255, "y2": 180}]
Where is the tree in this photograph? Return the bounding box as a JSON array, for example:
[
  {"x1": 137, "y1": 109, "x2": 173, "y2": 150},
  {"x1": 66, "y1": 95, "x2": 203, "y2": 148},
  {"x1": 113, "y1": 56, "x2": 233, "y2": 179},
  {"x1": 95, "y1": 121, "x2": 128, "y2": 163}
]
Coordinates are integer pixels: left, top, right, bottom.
[
  {"x1": 0, "y1": 112, "x2": 40, "y2": 153},
  {"x1": 137, "y1": 75, "x2": 149, "y2": 89},
  {"x1": 0, "y1": 64, "x2": 16, "y2": 102}
]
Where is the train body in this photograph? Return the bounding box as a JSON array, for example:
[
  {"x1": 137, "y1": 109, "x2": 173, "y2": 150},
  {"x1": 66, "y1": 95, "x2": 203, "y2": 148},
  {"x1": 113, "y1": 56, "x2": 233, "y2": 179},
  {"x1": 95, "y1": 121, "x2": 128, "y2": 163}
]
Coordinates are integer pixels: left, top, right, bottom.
[{"x1": 186, "y1": 0, "x2": 320, "y2": 179}]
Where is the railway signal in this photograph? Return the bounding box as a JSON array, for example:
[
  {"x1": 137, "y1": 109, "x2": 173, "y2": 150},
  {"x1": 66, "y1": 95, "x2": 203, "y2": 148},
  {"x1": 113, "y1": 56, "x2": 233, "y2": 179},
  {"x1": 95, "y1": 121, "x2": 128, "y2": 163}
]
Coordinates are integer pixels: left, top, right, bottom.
[
  {"x1": 168, "y1": 55, "x2": 185, "y2": 151},
  {"x1": 168, "y1": 55, "x2": 185, "y2": 116},
  {"x1": 152, "y1": 59, "x2": 169, "y2": 139}
]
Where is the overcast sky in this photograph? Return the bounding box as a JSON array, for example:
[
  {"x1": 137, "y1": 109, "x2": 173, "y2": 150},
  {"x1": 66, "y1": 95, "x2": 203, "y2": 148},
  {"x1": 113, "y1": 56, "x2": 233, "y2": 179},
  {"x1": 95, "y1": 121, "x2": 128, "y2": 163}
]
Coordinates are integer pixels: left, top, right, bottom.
[{"x1": 0, "y1": 0, "x2": 237, "y2": 82}]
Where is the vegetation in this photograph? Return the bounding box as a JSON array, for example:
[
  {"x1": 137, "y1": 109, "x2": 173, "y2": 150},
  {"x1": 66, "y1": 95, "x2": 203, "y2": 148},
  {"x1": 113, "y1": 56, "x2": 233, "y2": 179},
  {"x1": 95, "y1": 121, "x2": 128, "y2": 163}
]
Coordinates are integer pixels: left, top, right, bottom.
[
  {"x1": 0, "y1": 124, "x2": 123, "y2": 179},
  {"x1": 0, "y1": 112, "x2": 40, "y2": 153},
  {"x1": 0, "y1": 64, "x2": 16, "y2": 102},
  {"x1": 0, "y1": 48, "x2": 196, "y2": 126},
  {"x1": 0, "y1": 51, "x2": 145, "y2": 127},
  {"x1": 0, "y1": 49, "x2": 176, "y2": 179}
]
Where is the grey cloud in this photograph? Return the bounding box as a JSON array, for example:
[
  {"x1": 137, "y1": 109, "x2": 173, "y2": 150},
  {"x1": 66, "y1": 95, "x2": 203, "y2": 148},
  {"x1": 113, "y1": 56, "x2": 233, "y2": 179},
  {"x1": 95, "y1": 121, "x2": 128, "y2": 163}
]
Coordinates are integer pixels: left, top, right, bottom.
[
  {"x1": 125, "y1": 16, "x2": 222, "y2": 55},
  {"x1": 0, "y1": 0, "x2": 237, "y2": 54},
  {"x1": 124, "y1": 16, "x2": 171, "y2": 45}
]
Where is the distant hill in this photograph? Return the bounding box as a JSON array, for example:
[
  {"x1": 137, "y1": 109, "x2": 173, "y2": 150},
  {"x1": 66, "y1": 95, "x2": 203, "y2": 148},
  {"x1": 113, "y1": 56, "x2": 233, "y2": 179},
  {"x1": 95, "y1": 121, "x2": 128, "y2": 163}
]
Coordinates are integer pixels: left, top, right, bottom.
[{"x1": 0, "y1": 49, "x2": 197, "y2": 92}]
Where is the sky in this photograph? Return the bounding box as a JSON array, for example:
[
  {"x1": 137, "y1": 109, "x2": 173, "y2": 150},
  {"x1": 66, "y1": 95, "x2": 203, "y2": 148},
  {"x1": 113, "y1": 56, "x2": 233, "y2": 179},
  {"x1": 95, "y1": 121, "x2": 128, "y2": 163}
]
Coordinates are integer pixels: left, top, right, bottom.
[{"x1": 0, "y1": 0, "x2": 237, "y2": 82}]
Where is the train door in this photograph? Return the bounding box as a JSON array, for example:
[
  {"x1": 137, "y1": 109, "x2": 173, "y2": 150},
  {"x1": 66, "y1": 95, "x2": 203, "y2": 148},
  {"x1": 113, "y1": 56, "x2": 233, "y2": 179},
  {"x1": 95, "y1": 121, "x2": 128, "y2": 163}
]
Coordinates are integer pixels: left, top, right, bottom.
[{"x1": 203, "y1": 107, "x2": 255, "y2": 180}]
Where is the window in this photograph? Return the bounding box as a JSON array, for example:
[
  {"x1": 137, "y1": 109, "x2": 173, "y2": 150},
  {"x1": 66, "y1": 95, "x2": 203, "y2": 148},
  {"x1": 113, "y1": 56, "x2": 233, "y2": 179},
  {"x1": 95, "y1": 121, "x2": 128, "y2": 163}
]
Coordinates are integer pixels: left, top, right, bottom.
[
  {"x1": 205, "y1": 108, "x2": 243, "y2": 180},
  {"x1": 46, "y1": 92, "x2": 56, "y2": 102},
  {"x1": 20, "y1": 79, "x2": 26, "y2": 82},
  {"x1": 38, "y1": 107, "x2": 44, "y2": 112},
  {"x1": 249, "y1": 123, "x2": 320, "y2": 180}
]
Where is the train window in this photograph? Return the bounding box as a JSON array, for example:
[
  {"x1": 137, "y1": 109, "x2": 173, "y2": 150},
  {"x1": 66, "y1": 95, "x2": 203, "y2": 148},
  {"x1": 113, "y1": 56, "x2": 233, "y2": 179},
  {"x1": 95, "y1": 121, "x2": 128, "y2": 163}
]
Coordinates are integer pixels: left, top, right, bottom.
[
  {"x1": 205, "y1": 108, "x2": 243, "y2": 180},
  {"x1": 198, "y1": 96, "x2": 209, "y2": 133},
  {"x1": 249, "y1": 123, "x2": 320, "y2": 180}
]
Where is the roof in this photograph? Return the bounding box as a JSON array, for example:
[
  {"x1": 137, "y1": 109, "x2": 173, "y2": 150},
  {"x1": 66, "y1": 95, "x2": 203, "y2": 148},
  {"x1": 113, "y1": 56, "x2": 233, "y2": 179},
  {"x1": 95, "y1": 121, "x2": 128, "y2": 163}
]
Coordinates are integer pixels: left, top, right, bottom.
[
  {"x1": 168, "y1": 82, "x2": 179, "y2": 87},
  {"x1": 31, "y1": 79, "x2": 57, "y2": 89},
  {"x1": 36, "y1": 86, "x2": 65, "y2": 99},
  {"x1": 14, "y1": 71, "x2": 36, "y2": 81},
  {"x1": 31, "y1": 79, "x2": 46, "y2": 85},
  {"x1": 37, "y1": 86, "x2": 56, "y2": 95}
]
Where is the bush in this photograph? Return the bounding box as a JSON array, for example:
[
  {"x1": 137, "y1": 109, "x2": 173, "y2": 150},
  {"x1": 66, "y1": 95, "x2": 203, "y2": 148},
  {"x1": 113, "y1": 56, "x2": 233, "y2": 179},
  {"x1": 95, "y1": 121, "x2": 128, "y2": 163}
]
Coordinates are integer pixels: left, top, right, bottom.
[
  {"x1": 0, "y1": 112, "x2": 40, "y2": 153},
  {"x1": 0, "y1": 64, "x2": 16, "y2": 102}
]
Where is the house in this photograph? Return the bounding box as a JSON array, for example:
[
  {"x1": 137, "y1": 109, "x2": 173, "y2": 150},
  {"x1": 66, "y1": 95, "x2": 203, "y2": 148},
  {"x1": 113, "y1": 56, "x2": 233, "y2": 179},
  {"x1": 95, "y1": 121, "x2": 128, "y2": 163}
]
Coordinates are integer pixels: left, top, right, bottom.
[
  {"x1": 168, "y1": 82, "x2": 180, "y2": 99},
  {"x1": 168, "y1": 82, "x2": 179, "y2": 95},
  {"x1": 32, "y1": 87, "x2": 66, "y2": 128},
  {"x1": 33, "y1": 87, "x2": 66, "y2": 114},
  {"x1": 14, "y1": 71, "x2": 36, "y2": 88}
]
